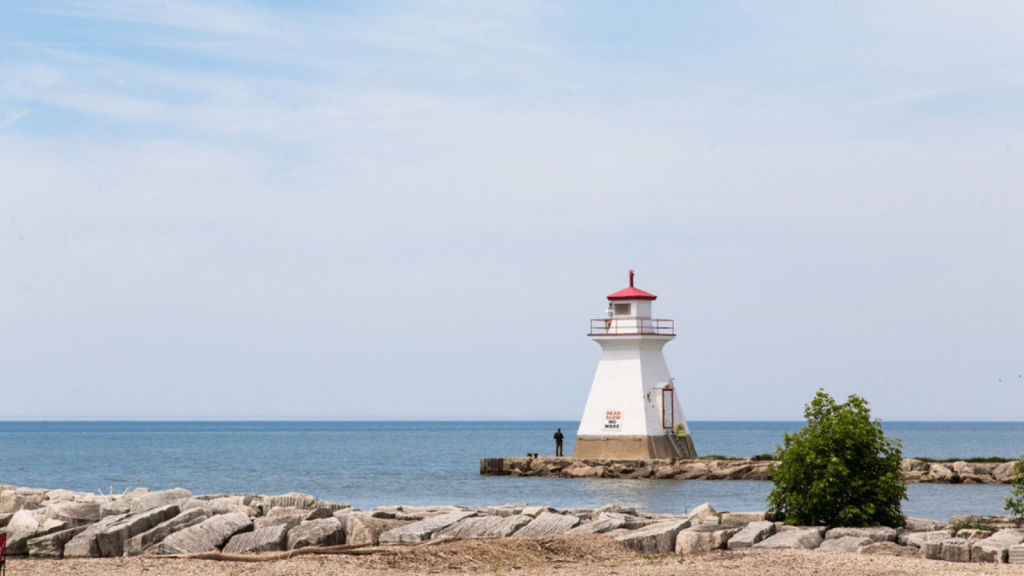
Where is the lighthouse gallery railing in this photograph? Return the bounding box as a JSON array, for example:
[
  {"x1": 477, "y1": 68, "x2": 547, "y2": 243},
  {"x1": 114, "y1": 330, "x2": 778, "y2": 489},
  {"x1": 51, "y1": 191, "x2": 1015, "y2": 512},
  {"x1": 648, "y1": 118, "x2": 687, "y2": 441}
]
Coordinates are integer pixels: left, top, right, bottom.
[{"x1": 589, "y1": 318, "x2": 675, "y2": 336}]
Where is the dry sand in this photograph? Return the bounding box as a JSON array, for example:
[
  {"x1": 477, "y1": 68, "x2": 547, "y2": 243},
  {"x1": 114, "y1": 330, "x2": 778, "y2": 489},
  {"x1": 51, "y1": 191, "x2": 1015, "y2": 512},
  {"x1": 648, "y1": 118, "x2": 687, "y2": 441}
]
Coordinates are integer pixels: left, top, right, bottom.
[{"x1": 7, "y1": 534, "x2": 1024, "y2": 576}]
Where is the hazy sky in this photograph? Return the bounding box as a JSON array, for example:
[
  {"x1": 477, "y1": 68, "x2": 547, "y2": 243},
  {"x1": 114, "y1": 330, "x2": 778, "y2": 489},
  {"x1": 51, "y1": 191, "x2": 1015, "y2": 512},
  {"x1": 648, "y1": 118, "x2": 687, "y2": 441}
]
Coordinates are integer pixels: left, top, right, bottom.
[{"x1": 2, "y1": 1, "x2": 1022, "y2": 420}]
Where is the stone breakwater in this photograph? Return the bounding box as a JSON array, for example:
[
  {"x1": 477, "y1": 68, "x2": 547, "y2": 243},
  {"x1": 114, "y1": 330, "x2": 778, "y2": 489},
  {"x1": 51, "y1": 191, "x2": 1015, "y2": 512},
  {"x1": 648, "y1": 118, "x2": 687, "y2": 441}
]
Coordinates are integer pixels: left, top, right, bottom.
[
  {"x1": 2, "y1": 484, "x2": 1024, "y2": 566},
  {"x1": 480, "y1": 457, "x2": 1021, "y2": 484}
]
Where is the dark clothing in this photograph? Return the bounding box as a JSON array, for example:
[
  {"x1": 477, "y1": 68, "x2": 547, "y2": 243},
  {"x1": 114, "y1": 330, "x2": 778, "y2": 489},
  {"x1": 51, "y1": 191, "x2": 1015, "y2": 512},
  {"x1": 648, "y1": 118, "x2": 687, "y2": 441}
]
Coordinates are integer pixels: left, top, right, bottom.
[{"x1": 554, "y1": 431, "x2": 564, "y2": 456}]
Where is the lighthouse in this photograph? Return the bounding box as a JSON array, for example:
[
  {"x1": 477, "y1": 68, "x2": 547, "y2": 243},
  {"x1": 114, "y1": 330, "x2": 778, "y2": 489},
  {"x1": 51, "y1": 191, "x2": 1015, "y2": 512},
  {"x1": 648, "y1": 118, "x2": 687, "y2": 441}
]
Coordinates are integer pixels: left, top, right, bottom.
[{"x1": 572, "y1": 271, "x2": 698, "y2": 459}]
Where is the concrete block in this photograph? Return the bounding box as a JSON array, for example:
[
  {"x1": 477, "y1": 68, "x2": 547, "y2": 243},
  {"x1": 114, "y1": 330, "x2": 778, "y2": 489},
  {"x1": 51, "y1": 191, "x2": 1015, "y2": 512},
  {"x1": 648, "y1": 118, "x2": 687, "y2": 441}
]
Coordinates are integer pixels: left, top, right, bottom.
[
  {"x1": 286, "y1": 517, "x2": 345, "y2": 549},
  {"x1": 727, "y1": 521, "x2": 776, "y2": 550},
  {"x1": 26, "y1": 526, "x2": 88, "y2": 558},
  {"x1": 754, "y1": 529, "x2": 823, "y2": 550},
  {"x1": 223, "y1": 524, "x2": 289, "y2": 554},
  {"x1": 95, "y1": 504, "x2": 180, "y2": 557},
  {"x1": 432, "y1": 515, "x2": 532, "y2": 539},
  {"x1": 379, "y1": 511, "x2": 475, "y2": 544},
  {"x1": 124, "y1": 508, "x2": 210, "y2": 556},
  {"x1": 157, "y1": 512, "x2": 253, "y2": 555},
  {"x1": 818, "y1": 536, "x2": 873, "y2": 553},
  {"x1": 615, "y1": 519, "x2": 691, "y2": 555},
  {"x1": 675, "y1": 526, "x2": 739, "y2": 554},
  {"x1": 512, "y1": 513, "x2": 581, "y2": 538},
  {"x1": 970, "y1": 529, "x2": 1024, "y2": 563}
]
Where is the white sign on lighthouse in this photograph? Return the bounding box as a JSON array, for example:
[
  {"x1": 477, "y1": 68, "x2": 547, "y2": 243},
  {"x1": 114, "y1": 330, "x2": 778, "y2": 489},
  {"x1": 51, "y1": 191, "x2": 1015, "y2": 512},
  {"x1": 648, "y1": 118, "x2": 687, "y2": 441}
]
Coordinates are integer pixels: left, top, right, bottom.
[{"x1": 572, "y1": 271, "x2": 698, "y2": 459}]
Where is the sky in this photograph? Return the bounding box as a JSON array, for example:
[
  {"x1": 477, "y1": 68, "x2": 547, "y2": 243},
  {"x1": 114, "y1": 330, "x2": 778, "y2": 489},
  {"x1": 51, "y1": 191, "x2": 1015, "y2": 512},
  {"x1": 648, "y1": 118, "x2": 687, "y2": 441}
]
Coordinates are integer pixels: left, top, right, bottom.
[{"x1": 1, "y1": 1, "x2": 1022, "y2": 421}]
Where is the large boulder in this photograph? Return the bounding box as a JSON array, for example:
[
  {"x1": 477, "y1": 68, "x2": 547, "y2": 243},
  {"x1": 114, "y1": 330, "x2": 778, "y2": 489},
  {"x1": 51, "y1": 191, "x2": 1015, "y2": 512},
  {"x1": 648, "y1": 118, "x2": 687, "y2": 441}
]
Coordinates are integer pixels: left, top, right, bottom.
[
  {"x1": 754, "y1": 529, "x2": 823, "y2": 550},
  {"x1": 858, "y1": 541, "x2": 919, "y2": 557},
  {"x1": 129, "y1": 489, "x2": 192, "y2": 514},
  {"x1": 824, "y1": 526, "x2": 897, "y2": 543},
  {"x1": 286, "y1": 517, "x2": 345, "y2": 549},
  {"x1": 100, "y1": 488, "x2": 150, "y2": 517},
  {"x1": 727, "y1": 521, "x2": 777, "y2": 550},
  {"x1": 181, "y1": 496, "x2": 251, "y2": 515},
  {"x1": 156, "y1": 513, "x2": 253, "y2": 555},
  {"x1": 513, "y1": 513, "x2": 581, "y2": 538},
  {"x1": 675, "y1": 526, "x2": 740, "y2": 554},
  {"x1": 26, "y1": 525, "x2": 88, "y2": 558},
  {"x1": 224, "y1": 525, "x2": 289, "y2": 554},
  {"x1": 970, "y1": 529, "x2": 1024, "y2": 563},
  {"x1": 346, "y1": 516, "x2": 410, "y2": 546},
  {"x1": 95, "y1": 504, "x2": 180, "y2": 557},
  {"x1": 0, "y1": 489, "x2": 43, "y2": 513},
  {"x1": 922, "y1": 538, "x2": 971, "y2": 562},
  {"x1": 1009, "y1": 544, "x2": 1024, "y2": 564},
  {"x1": 255, "y1": 513, "x2": 305, "y2": 532},
  {"x1": 45, "y1": 502, "x2": 102, "y2": 527},
  {"x1": 818, "y1": 536, "x2": 873, "y2": 553},
  {"x1": 64, "y1": 514, "x2": 129, "y2": 558},
  {"x1": 433, "y1": 515, "x2": 532, "y2": 539},
  {"x1": 124, "y1": 508, "x2": 211, "y2": 556},
  {"x1": 2, "y1": 510, "x2": 69, "y2": 555},
  {"x1": 686, "y1": 503, "x2": 717, "y2": 525},
  {"x1": 901, "y1": 530, "x2": 952, "y2": 548},
  {"x1": 904, "y1": 517, "x2": 949, "y2": 532},
  {"x1": 380, "y1": 511, "x2": 475, "y2": 544},
  {"x1": 616, "y1": 519, "x2": 691, "y2": 555}
]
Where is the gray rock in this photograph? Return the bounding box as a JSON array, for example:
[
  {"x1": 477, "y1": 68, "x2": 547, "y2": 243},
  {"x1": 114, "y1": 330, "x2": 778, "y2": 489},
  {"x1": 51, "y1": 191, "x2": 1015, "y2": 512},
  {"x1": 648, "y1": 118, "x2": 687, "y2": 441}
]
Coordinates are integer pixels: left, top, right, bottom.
[
  {"x1": 95, "y1": 504, "x2": 180, "y2": 557},
  {"x1": 754, "y1": 529, "x2": 823, "y2": 550},
  {"x1": 568, "y1": 516, "x2": 626, "y2": 535},
  {"x1": 304, "y1": 508, "x2": 334, "y2": 521},
  {"x1": 0, "y1": 490, "x2": 42, "y2": 514},
  {"x1": 128, "y1": 489, "x2": 192, "y2": 514},
  {"x1": 1009, "y1": 544, "x2": 1024, "y2": 564},
  {"x1": 181, "y1": 496, "x2": 250, "y2": 515},
  {"x1": 512, "y1": 513, "x2": 581, "y2": 538},
  {"x1": 157, "y1": 512, "x2": 253, "y2": 555},
  {"x1": 675, "y1": 526, "x2": 740, "y2": 554},
  {"x1": 261, "y1": 493, "x2": 319, "y2": 510},
  {"x1": 970, "y1": 529, "x2": 1024, "y2": 563},
  {"x1": 64, "y1": 514, "x2": 129, "y2": 558},
  {"x1": 615, "y1": 519, "x2": 691, "y2": 555},
  {"x1": 380, "y1": 511, "x2": 475, "y2": 544},
  {"x1": 346, "y1": 516, "x2": 411, "y2": 546},
  {"x1": 432, "y1": 515, "x2": 532, "y2": 539},
  {"x1": 27, "y1": 526, "x2": 88, "y2": 558},
  {"x1": 858, "y1": 541, "x2": 919, "y2": 557},
  {"x1": 224, "y1": 524, "x2": 289, "y2": 554},
  {"x1": 286, "y1": 517, "x2": 345, "y2": 550},
  {"x1": 255, "y1": 513, "x2": 304, "y2": 532},
  {"x1": 904, "y1": 517, "x2": 950, "y2": 532},
  {"x1": 728, "y1": 521, "x2": 777, "y2": 550},
  {"x1": 44, "y1": 502, "x2": 103, "y2": 527},
  {"x1": 687, "y1": 503, "x2": 717, "y2": 525},
  {"x1": 487, "y1": 506, "x2": 524, "y2": 517},
  {"x1": 901, "y1": 530, "x2": 952, "y2": 548},
  {"x1": 818, "y1": 536, "x2": 873, "y2": 553},
  {"x1": 720, "y1": 512, "x2": 765, "y2": 527},
  {"x1": 124, "y1": 508, "x2": 210, "y2": 556},
  {"x1": 941, "y1": 538, "x2": 971, "y2": 562},
  {"x1": 521, "y1": 506, "x2": 556, "y2": 518},
  {"x1": 100, "y1": 488, "x2": 150, "y2": 517},
  {"x1": 825, "y1": 526, "x2": 897, "y2": 543}
]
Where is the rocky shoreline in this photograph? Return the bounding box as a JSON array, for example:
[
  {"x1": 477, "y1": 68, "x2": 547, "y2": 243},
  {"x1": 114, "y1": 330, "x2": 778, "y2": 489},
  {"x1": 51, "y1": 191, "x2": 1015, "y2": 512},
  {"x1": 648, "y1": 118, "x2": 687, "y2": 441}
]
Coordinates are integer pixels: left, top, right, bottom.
[
  {"x1": 2, "y1": 483, "x2": 1023, "y2": 567},
  {"x1": 480, "y1": 457, "x2": 1020, "y2": 484}
]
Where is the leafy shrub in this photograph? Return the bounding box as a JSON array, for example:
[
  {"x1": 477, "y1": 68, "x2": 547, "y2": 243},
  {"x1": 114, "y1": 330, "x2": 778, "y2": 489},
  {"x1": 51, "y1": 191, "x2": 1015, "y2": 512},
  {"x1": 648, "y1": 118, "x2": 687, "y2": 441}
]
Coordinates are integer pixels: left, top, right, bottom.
[
  {"x1": 1004, "y1": 458, "x2": 1024, "y2": 521},
  {"x1": 766, "y1": 389, "x2": 907, "y2": 527},
  {"x1": 751, "y1": 453, "x2": 775, "y2": 462}
]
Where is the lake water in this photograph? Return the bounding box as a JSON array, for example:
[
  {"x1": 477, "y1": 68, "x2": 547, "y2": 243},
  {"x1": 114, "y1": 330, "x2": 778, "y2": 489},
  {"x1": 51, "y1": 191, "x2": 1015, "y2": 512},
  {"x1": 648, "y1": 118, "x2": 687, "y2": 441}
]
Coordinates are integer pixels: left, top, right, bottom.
[{"x1": 1, "y1": 421, "x2": 1021, "y2": 521}]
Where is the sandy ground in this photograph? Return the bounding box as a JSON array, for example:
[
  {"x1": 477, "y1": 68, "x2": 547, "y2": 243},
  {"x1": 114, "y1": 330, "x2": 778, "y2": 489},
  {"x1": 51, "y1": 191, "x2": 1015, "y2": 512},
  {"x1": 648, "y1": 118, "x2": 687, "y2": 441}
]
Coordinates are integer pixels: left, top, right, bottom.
[{"x1": 6, "y1": 534, "x2": 1024, "y2": 576}]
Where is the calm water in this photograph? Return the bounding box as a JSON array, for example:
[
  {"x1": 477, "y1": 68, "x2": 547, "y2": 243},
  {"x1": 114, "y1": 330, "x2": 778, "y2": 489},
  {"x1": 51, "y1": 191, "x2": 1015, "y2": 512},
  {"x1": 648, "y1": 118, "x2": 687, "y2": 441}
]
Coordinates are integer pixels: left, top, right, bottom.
[{"x1": 1, "y1": 421, "x2": 1021, "y2": 521}]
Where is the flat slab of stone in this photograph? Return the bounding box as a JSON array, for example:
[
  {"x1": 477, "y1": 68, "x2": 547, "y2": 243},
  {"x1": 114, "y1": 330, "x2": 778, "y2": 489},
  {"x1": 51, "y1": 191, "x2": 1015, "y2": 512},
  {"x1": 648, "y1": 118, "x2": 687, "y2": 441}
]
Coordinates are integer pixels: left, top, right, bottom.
[
  {"x1": 125, "y1": 508, "x2": 210, "y2": 556},
  {"x1": 64, "y1": 514, "x2": 128, "y2": 558},
  {"x1": 615, "y1": 519, "x2": 691, "y2": 555},
  {"x1": 45, "y1": 502, "x2": 103, "y2": 527},
  {"x1": 728, "y1": 521, "x2": 777, "y2": 550},
  {"x1": 286, "y1": 517, "x2": 345, "y2": 549},
  {"x1": 971, "y1": 529, "x2": 1024, "y2": 563},
  {"x1": 96, "y1": 504, "x2": 180, "y2": 557},
  {"x1": 900, "y1": 530, "x2": 950, "y2": 548},
  {"x1": 568, "y1": 516, "x2": 626, "y2": 535},
  {"x1": 433, "y1": 515, "x2": 532, "y2": 539},
  {"x1": 512, "y1": 513, "x2": 581, "y2": 539},
  {"x1": 858, "y1": 541, "x2": 919, "y2": 557},
  {"x1": 754, "y1": 529, "x2": 823, "y2": 550},
  {"x1": 825, "y1": 526, "x2": 897, "y2": 543},
  {"x1": 675, "y1": 526, "x2": 739, "y2": 554},
  {"x1": 720, "y1": 512, "x2": 765, "y2": 527},
  {"x1": 905, "y1": 517, "x2": 949, "y2": 532},
  {"x1": 818, "y1": 536, "x2": 873, "y2": 553},
  {"x1": 346, "y1": 516, "x2": 411, "y2": 546},
  {"x1": 27, "y1": 526, "x2": 88, "y2": 558},
  {"x1": 1009, "y1": 544, "x2": 1024, "y2": 564},
  {"x1": 379, "y1": 511, "x2": 475, "y2": 544},
  {"x1": 129, "y1": 489, "x2": 192, "y2": 514},
  {"x1": 224, "y1": 524, "x2": 289, "y2": 554},
  {"x1": 157, "y1": 513, "x2": 253, "y2": 555}
]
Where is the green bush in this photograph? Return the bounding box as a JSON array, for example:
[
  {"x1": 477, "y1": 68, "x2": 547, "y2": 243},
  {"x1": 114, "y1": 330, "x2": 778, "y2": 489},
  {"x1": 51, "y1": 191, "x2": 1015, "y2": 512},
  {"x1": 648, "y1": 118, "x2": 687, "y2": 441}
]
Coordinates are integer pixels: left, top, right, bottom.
[
  {"x1": 1003, "y1": 458, "x2": 1024, "y2": 520},
  {"x1": 766, "y1": 389, "x2": 907, "y2": 527}
]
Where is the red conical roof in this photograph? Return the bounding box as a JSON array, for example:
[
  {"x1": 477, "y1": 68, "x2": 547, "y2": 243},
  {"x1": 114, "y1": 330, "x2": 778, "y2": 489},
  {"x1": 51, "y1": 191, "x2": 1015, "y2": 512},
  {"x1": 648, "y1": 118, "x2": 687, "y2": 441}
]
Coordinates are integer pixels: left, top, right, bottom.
[{"x1": 607, "y1": 270, "x2": 657, "y2": 301}]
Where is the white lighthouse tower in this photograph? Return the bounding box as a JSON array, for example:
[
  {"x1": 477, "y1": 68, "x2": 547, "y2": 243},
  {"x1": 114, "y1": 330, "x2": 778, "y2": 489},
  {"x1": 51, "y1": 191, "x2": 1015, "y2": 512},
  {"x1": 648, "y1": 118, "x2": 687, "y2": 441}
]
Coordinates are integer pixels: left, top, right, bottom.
[{"x1": 572, "y1": 271, "x2": 698, "y2": 459}]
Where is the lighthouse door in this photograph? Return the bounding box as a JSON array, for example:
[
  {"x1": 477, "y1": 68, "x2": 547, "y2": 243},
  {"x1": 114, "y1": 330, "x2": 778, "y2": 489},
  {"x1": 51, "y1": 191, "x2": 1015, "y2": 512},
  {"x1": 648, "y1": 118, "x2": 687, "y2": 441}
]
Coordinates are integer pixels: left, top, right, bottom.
[{"x1": 661, "y1": 388, "x2": 674, "y2": 429}]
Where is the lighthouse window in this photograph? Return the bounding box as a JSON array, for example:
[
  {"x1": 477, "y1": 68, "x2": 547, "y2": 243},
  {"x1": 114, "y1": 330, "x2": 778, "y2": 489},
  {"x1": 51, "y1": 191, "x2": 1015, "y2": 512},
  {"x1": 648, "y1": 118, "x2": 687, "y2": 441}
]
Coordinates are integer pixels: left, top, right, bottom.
[{"x1": 613, "y1": 303, "x2": 631, "y2": 316}]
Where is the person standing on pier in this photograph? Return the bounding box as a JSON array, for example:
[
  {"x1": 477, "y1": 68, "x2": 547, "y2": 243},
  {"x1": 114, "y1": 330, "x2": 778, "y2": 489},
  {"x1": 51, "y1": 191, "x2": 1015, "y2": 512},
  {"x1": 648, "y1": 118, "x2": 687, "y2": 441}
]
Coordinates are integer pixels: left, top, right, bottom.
[{"x1": 554, "y1": 428, "x2": 564, "y2": 456}]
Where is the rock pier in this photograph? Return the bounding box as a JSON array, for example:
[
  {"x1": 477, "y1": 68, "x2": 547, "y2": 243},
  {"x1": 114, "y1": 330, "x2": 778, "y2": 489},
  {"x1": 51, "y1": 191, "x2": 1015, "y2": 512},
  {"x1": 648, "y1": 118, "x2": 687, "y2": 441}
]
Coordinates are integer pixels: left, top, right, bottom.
[{"x1": 480, "y1": 457, "x2": 1020, "y2": 484}]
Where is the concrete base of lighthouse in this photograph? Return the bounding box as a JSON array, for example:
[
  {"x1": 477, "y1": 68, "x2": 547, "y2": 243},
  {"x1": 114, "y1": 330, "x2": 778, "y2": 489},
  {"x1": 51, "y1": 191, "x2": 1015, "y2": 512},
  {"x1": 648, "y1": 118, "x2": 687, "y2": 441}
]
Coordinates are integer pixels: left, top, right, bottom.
[{"x1": 572, "y1": 434, "x2": 697, "y2": 459}]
